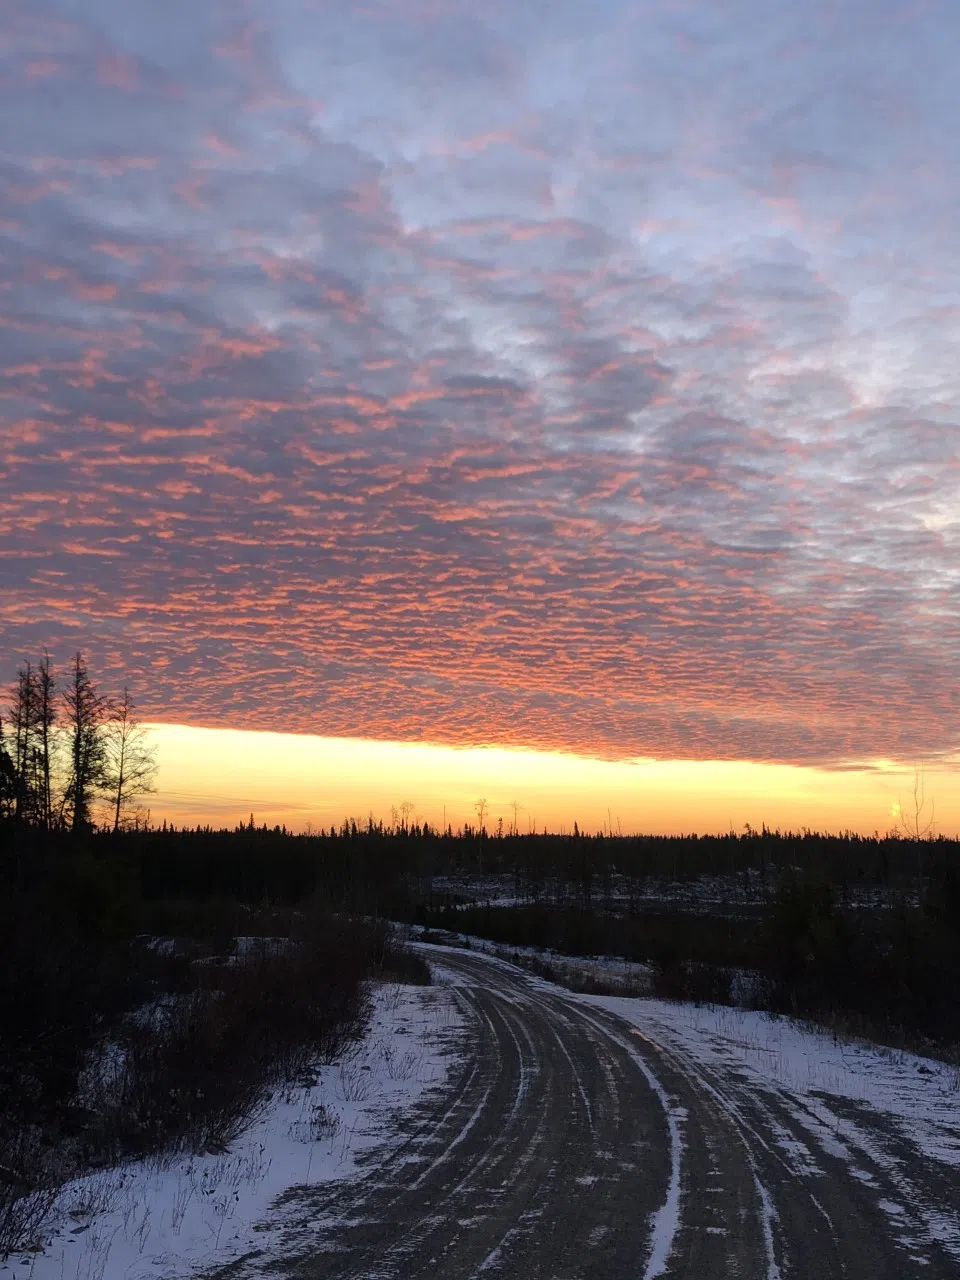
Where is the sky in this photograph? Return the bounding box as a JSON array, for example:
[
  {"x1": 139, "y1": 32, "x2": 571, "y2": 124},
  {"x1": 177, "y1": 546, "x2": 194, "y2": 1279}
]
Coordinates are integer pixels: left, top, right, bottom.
[
  {"x1": 145, "y1": 724, "x2": 955, "y2": 837},
  {"x1": 2, "y1": 0, "x2": 959, "y2": 832}
]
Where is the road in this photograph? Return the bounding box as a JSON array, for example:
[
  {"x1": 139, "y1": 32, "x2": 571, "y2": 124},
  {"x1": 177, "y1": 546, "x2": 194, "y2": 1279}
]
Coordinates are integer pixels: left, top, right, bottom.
[{"x1": 244, "y1": 947, "x2": 960, "y2": 1279}]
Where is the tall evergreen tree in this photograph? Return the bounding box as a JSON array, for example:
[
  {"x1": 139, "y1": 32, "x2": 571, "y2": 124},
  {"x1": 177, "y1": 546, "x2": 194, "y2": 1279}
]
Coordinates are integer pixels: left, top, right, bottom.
[
  {"x1": 0, "y1": 713, "x2": 17, "y2": 820},
  {"x1": 11, "y1": 662, "x2": 39, "y2": 823},
  {"x1": 62, "y1": 651, "x2": 106, "y2": 834}
]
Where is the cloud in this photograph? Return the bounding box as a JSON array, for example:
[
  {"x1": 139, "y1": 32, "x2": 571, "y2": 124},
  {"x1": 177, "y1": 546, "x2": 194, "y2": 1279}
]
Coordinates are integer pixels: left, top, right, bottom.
[{"x1": 1, "y1": 0, "x2": 959, "y2": 768}]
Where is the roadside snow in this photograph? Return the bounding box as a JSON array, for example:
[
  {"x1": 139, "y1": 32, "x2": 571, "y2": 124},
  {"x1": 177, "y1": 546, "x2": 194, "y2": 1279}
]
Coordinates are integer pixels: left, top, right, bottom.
[
  {"x1": 580, "y1": 993, "x2": 960, "y2": 1265},
  {"x1": 584, "y1": 995, "x2": 960, "y2": 1166},
  {"x1": 409, "y1": 925, "x2": 654, "y2": 995},
  {"x1": 13, "y1": 983, "x2": 464, "y2": 1280}
]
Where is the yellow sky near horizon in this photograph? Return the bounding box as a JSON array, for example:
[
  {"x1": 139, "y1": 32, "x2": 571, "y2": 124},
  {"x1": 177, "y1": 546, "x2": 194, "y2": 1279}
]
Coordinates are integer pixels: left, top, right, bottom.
[{"x1": 141, "y1": 723, "x2": 958, "y2": 838}]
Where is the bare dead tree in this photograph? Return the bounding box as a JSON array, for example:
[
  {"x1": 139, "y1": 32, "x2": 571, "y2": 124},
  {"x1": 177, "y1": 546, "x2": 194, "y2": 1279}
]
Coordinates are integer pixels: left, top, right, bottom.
[
  {"x1": 474, "y1": 797, "x2": 488, "y2": 833},
  {"x1": 102, "y1": 686, "x2": 158, "y2": 833},
  {"x1": 896, "y1": 765, "x2": 935, "y2": 841},
  {"x1": 509, "y1": 799, "x2": 523, "y2": 836},
  {"x1": 894, "y1": 765, "x2": 936, "y2": 892},
  {"x1": 62, "y1": 651, "x2": 107, "y2": 834},
  {"x1": 473, "y1": 798, "x2": 489, "y2": 875}
]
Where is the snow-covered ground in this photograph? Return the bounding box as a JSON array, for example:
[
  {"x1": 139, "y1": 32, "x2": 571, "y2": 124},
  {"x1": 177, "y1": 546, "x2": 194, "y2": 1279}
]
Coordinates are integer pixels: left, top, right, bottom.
[
  {"x1": 11, "y1": 946, "x2": 959, "y2": 1280},
  {"x1": 591, "y1": 996, "x2": 960, "y2": 1125},
  {"x1": 408, "y1": 924, "x2": 656, "y2": 995},
  {"x1": 480, "y1": 940, "x2": 656, "y2": 996},
  {"x1": 426, "y1": 871, "x2": 773, "y2": 915},
  {"x1": 10, "y1": 982, "x2": 464, "y2": 1280},
  {"x1": 426, "y1": 871, "x2": 909, "y2": 915},
  {"x1": 580, "y1": 993, "x2": 960, "y2": 1265}
]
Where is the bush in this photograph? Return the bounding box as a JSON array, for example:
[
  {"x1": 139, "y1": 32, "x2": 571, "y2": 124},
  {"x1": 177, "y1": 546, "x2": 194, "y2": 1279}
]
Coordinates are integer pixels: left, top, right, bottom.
[
  {"x1": 651, "y1": 959, "x2": 732, "y2": 1005},
  {"x1": 375, "y1": 935, "x2": 432, "y2": 986},
  {"x1": 84, "y1": 915, "x2": 376, "y2": 1159},
  {"x1": 0, "y1": 898, "x2": 424, "y2": 1255},
  {"x1": 0, "y1": 1128, "x2": 59, "y2": 1258}
]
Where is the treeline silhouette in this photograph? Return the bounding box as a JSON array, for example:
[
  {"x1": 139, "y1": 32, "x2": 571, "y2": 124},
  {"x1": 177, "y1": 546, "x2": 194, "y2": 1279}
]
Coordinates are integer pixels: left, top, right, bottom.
[
  {"x1": 119, "y1": 817, "x2": 960, "y2": 1057},
  {"x1": 6, "y1": 810, "x2": 957, "y2": 1041}
]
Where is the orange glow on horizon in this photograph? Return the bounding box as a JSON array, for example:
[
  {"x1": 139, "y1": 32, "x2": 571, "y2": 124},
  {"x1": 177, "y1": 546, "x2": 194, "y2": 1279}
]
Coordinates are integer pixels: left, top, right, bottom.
[{"x1": 143, "y1": 723, "x2": 959, "y2": 838}]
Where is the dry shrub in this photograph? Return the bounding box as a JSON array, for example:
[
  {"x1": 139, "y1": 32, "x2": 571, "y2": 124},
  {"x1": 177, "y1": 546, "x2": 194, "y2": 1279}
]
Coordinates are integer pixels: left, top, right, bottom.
[
  {"x1": 0, "y1": 910, "x2": 416, "y2": 1255},
  {"x1": 0, "y1": 1128, "x2": 59, "y2": 1257},
  {"x1": 86, "y1": 914, "x2": 377, "y2": 1159}
]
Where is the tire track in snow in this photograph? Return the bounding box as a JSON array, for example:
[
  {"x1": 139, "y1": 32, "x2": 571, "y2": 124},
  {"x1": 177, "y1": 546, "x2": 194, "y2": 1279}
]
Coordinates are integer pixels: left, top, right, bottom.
[
  {"x1": 264, "y1": 952, "x2": 672, "y2": 1279},
  {"x1": 562, "y1": 1007, "x2": 684, "y2": 1279},
  {"x1": 254, "y1": 948, "x2": 893, "y2": 1279}
]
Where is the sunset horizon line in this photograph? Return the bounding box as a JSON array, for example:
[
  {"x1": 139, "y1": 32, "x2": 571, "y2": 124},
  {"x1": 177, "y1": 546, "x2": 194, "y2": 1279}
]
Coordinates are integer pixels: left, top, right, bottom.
[{"x1": 141, "y1": 721, "x2": 958, "y2": 840}]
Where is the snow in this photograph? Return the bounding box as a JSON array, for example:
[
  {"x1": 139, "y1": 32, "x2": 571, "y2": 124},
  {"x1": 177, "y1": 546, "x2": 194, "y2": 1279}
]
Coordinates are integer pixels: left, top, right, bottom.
[
  {"x1": 579, "y1": 993, "x2": 960, "y2": 1267},
  {"x1": 630, "y1": 1034, "x2": 684, "y2": 1280},
  {"x1": 409, "y1": 924, "x2": 655, "y2": 995},
  {"x1": 10, "y1": 982, "x2": 464, "y2": 1280},
  {"x1": 427, "y1": 872, "x2": 911, "y2": 917},
  {"x1": 569, "y1": 1008, "x2": 684, "y2": 1280},
  {"x1": 425, "y1": 871, "x2": 775, "y2": 916},
  {"x1": 11, "y1": 940, "x2": 960, "y2": 1278},
  {"x1": 583, "y1": 996, "x2": 960, "y2": 1165}
]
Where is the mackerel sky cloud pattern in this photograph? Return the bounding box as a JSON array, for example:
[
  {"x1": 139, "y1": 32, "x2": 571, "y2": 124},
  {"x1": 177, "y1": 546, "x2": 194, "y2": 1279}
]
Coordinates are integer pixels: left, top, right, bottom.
[{"x1": 2, "y1": 0, "x2": 959, "y2": 766}]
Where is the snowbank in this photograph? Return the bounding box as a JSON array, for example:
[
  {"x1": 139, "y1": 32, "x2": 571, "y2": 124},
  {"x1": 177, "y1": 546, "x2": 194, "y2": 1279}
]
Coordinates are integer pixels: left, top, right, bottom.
[{"x1": 15, "y1": 983, "x2": 464, "y2": 1280}]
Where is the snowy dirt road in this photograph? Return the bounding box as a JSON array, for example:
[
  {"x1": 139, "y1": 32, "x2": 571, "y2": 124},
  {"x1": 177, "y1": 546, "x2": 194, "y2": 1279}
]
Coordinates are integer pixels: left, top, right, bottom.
[{"x1": 222, "y1": 947, "x2": 960, "y2": 1279}]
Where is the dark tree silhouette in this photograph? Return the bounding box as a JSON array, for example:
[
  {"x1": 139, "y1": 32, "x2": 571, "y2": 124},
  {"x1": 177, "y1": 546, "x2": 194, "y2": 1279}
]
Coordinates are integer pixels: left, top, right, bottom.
[
  {"x1": 0, "y1": 714, "x2": 16, "y2": 820},
  {"x1": 62, "y1": 651, "x2": 106, "y2": 834},
  {"x1": 11, "y1": 661, "x2": 38, "y2": 822},
  {"x1": 35, "y1": 652, "x2": 56, "y2": 829},
  {"x1": 102, "y1": 687, "x2": 158, "y2": 832}
]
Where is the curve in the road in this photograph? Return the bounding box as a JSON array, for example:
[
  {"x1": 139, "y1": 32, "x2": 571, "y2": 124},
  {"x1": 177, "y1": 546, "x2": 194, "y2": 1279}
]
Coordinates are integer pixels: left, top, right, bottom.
[{"x1": 212, "y1": 946, "x2": 960, "y2": 1280}]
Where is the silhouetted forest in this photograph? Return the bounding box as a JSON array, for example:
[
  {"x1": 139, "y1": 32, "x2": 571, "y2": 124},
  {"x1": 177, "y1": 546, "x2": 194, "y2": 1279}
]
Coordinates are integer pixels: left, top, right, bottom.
[
  {"x1": 2, "y1": 650, "x2": 959, "y2": 1253},
  {"x1": 0, "y1": 653, "x2": 428, "y2": 1255},
  {"x1": 5, "y1": 772, "x2": 959, "y2": 1053}
]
